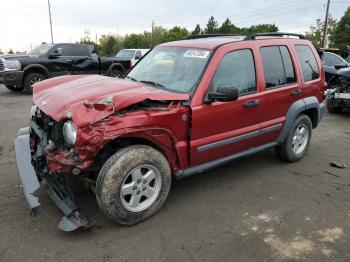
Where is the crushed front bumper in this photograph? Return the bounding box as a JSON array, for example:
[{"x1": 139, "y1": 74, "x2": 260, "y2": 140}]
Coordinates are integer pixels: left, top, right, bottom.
[{"x1": 15, "y1": 127, "x2": 93, "y2": 231}]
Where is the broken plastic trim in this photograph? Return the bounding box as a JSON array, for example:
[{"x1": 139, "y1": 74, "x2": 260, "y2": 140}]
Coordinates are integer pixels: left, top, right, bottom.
[
  {"x1": 15, "y1": 127, "x2": 94, "y2": 232},
  {"x1": 15, "y1": 127, "x2": 41, "y2": 216},
  {"x1": 43, "y1": 174, "x2": 94, "y2": 232}
]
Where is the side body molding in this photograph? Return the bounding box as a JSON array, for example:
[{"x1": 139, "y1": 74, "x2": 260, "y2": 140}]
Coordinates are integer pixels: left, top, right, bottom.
[{"x1": 276, "y1": 96, "x2": 320, "y2": 143}]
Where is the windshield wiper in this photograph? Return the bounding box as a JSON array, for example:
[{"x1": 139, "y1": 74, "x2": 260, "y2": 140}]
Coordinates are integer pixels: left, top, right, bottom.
[
  {"x1": 124, "y1": 76, "x2": 138, "y2": 82},
  {"x1": 139, "y1": 80, "x2": 165, "y2": 88}
]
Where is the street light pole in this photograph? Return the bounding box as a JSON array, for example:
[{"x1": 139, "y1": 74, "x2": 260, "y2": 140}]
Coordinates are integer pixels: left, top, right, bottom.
[
  {"x1": 321, "y1": 0, "x2": 330, "y2": 48},
  {"x1": 47, "y1": 0, "x2": 54, "y2": 44}
]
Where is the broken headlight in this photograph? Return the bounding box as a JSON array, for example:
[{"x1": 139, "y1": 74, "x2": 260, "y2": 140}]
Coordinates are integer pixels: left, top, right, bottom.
[{"x1": 63, "y1": 121, "x2": 77, "y2": 145}]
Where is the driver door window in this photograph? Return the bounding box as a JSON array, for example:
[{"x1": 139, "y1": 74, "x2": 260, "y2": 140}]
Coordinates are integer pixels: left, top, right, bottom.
[{"x1": 211, "y1": 49, "x2": 256, "y2": 95}]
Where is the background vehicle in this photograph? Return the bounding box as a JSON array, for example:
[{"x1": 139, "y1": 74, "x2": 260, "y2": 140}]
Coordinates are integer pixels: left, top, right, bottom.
[
  {"x1": 115, "y1": 49, "x2": 149, "y2": 67},
  {"x1": 0, "y1": 43, "x2": 133, "y2": 94},
  {"x1": 320, "y1": 51, "x2": 350, "y2": 83},
  {"x1": 15, "y1": 33, "x2": 326, "y2": 231}
]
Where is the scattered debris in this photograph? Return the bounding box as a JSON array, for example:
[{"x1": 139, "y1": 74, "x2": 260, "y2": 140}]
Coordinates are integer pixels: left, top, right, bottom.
[
  {"x1": 263, "y1": 235, "x2": 315, "y2": 259},
  {"x1": 329, "y1": 161, "x2": 347, "y2": 169},
  {"x1": 324, "y1": 171, "x2": 342, "y2": 178},
  {"x1": 318, "y1": 228, "x2": 343, "y2": 243}
]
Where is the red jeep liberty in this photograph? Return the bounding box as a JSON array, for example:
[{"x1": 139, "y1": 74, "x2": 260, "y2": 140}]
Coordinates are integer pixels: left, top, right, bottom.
[{"x1": 15, "y1": 33, "x2": 326, "y2": 231}]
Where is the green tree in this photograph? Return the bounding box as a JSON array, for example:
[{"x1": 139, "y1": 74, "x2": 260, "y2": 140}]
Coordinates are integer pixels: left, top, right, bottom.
[
  {"x1": 218, "y1": 18, "x2": 241, "y2": 34},
  {"x1": 204, "y1": 16, "x2": 218, "y2": 34},
  {"x1": 330, "y1": 7, "x2": 350, "y2": 50},
  {"x1": 163, "y1": 26, "x2": 189, "y2": 42},
  {"x1": 123, "y1": 33, "x2": 150, "y2": 49},
  {"x1": 99, "y1": 35, "x2": 120, "y2": 56},
  {"x1": 306, "y1": 17, "x2": 337, "y2": 49},
  {"x1": 8, "y1": 49, "x2": 14, "y2": 54},
  {"x1": 191, "y1": 24, "x2": 202, "y2": 35},
  {"x1": 241, "y1": 24, "x2": 278, "y2": 35}
]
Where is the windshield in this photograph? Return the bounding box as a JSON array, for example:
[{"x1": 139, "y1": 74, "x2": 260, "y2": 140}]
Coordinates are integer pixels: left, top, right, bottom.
[
  {"x1": 126, "y1": 47, "x2": 211, "y2": 93},
  {"x1": 116, "y1": 50, "x2": 135, "y2": 59},
  {"x1": 28, "y1": 44, "x2": 53, "y2": 55}
]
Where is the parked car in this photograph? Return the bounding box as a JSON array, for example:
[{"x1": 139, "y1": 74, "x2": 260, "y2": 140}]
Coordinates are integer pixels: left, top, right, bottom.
[
  {"x1": 0, "y1": 43, "x2": 133, "y2": 94},
  {"x1": 15, "y1": 33, "x2": 326, "y2": 231},
  {"x1": 115, "y1": 49, "x2": 149, "y2": 67},
  {"x1": 320, "y1": 51, "x2": 350, "y2": 83}
]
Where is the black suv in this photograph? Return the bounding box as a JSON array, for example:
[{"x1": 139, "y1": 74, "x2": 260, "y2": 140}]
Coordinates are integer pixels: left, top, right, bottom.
[{"x1": 0, "y1": 43, "x2": 133, "y2": 94}]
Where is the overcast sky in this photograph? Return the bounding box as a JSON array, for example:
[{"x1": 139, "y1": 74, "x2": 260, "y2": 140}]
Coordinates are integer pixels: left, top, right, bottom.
[{"x1": 1, "y1": 0, "x2": 349, "y2": 52}]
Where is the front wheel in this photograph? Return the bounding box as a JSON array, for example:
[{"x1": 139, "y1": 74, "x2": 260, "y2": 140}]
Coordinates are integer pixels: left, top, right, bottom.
[
  {"x1": 96, "y1": 145, "x2": 171, "y2": 225},
  {"x1": 23, "y1": 73, "x2": 45, "y2": 95},
  {"x1": 275, "y1": 114, "x2": 312, "y2": 162}
]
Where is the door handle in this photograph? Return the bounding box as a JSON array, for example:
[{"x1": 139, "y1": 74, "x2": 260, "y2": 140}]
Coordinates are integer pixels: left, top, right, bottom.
[
  {"x1": 244, "y1": 99, "x2": 260, "y2": 108},
  {"x1": 65, "y1": 59, "x2": 72, "y2": 63},
  {"x1": 290, "y1": 88, "x2": 302, "y2": 96}
]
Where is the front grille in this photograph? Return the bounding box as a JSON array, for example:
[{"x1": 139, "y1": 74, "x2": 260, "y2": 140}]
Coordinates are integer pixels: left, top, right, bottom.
[{"x1": 0, "y1": 59, "x2": 4, "y2": 72}]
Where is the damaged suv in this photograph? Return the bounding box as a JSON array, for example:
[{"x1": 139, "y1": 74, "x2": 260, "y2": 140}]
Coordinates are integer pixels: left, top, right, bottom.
[{"x1": 15, "y1": 33, "x2": 326, "y2": 231}]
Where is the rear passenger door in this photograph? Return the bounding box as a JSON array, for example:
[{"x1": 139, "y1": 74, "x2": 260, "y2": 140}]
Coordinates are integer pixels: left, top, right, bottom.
[
  {"x1": 255, "y1": 45, "x2": 302, "y2": 146},
  {"x1": 69, "y1": 45, "x2": 99, "y2": 75}
]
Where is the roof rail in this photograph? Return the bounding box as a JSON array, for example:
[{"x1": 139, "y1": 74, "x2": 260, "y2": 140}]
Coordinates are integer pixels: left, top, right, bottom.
[
  {"x1": 187, "y1": 34, "x2": 241, "y2": 39},
  {"x1": 244, "y1": 32, "x2": 305, "y2": 40}
]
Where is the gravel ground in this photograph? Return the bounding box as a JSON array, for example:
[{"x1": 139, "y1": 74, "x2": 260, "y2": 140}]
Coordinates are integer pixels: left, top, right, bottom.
[{"x1": 0, "y1": 84, "x2": 349, "y2": 262}]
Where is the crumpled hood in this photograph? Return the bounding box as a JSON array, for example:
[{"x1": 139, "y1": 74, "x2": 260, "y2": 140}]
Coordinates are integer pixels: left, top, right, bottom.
[{"x1": 33, "y1": 75, "x2": 189, "y2": 127}]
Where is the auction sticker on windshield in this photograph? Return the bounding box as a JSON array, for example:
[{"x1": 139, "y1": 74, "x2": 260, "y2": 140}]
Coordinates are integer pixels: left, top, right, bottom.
[{"x1": 184, "y1": 50, "x2": 210, "y2": 59}]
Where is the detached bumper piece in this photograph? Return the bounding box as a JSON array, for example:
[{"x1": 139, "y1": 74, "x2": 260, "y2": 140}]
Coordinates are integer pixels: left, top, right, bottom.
[
  {"x1": 43, "y1": 174, "x2": 94, "y2": 232},
  {"x1": 15, "y1": 127, "x2": 94, "y2": 232}
]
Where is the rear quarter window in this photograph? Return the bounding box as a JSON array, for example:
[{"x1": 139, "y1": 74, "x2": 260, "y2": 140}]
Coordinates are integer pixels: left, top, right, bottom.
[{"x1": 295, "y1": 45, "x2": 320, "y2": 82}]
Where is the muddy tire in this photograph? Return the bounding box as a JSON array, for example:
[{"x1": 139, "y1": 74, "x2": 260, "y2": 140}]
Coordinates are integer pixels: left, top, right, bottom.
[
  {"x1": 326, "y1": 99, "x2": 342, "y2": 113},
  {"x1": 275, "y1": 114, "x2": 312, "y2": 162},
  {"x1": 23, "y1": 73, "x2": 45, "y2": 95},
  {"x1": 96, "y1": 145, "x2": 171, "y2": 225},
  {"x1": 5, "y1": 85, "x2": 24, "y2": 92}
]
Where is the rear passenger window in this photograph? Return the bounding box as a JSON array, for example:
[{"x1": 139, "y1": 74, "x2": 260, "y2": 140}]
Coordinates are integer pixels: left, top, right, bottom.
[
  {"x1": 260, "y1": 46, "x2": 296, "y2": 89},
  {"x1": 211, "y1": 49, "x2": 256, "y2": 95},
  {"x1": 295, "y1": 45, "x2": 320, "y2": 82}
]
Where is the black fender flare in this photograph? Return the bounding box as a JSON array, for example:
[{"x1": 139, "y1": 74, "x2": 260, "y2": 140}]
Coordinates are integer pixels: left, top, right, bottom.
[
  {"x1": 107, "y1": 63, "x2": 125, "y2": 76},
  {"x1": 276, "y1": 96, "x2": 322, "y2": 143},
  {"x1": 23, "y1": 64, "x2": 50, "y2": 78}
]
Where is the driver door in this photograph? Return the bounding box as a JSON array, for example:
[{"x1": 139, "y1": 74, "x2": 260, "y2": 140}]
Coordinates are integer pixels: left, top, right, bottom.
[{"x1": 189, "y1": 47, "x2": 262, "y2": 166}]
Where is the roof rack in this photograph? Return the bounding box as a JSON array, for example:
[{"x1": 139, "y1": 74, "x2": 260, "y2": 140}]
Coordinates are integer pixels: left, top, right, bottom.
[
  {"x1": 244, "y1": 32, "x2": 305, "y2": 40},
  {"x1": 187, "y1": 34, "x2": 242, "y2": 39}
]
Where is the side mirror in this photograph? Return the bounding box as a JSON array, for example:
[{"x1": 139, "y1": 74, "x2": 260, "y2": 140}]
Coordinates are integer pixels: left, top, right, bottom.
[
  {"x1": 206, "y1": 86, "x2": 239, "y2": 102},
  {"x1": 335, "y1": 64, "x2": 349, "y2": 70},
  {"x1": 134, "y1": 54, "x2": 142, "y2": 60}
]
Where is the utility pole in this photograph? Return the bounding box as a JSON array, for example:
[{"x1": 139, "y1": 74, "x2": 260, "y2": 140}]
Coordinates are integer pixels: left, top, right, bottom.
[
  {"x1": 151, "y1": 20, "x2": 154, "y2": 47},
  {"x1": 47, "y1": 0, "x2": 54, "y2": 44},
  {"x1": 95, "y1": 33, "x2": 98, "y2": 44},
  {"x1": 321, "y1": 0, "x2": 330, "y2": 48}
]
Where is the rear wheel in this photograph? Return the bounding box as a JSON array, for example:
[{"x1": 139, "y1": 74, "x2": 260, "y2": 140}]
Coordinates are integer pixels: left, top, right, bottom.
[
  {"x1": 96, "y1": 145, "x2": 171, "y2": 225},
  {"x1": 110, "y1": 68, "x2": 123, "y2": 78},
  {"x1": 23, "y1": 73, "x2": 45, "y2": 95},
  {"x1": 5, "y1": 85, "x2": 24, "y2": 92},
  {"x1": 326, "y1": 98, "x2": 343, "y2": 113},
  {"x1": 275, "y1": 114, "x2": 312, "y2": 162}
]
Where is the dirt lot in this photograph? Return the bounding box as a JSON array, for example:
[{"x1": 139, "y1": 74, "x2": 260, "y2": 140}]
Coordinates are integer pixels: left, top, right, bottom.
[{"x1": 0, "y1": 84, "x2": 349, "y2": 262}]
